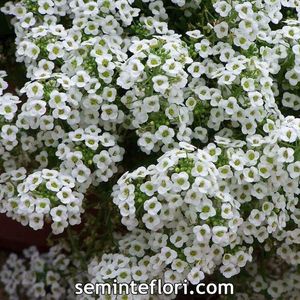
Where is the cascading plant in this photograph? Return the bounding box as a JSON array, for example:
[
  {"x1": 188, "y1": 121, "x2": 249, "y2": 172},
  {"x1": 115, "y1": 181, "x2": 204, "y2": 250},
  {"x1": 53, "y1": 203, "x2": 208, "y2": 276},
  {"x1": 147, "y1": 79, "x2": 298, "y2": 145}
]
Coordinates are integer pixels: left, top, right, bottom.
[{"x1": 0, "y1": 0, "x2": 300, "y2": 299}]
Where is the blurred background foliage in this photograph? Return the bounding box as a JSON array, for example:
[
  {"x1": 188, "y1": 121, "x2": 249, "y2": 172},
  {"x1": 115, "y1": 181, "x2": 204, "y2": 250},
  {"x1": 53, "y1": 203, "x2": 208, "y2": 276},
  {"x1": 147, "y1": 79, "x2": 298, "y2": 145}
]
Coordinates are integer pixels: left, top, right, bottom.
[{"x1": 0, "y1": 0, "x2": 25, "y2": 91}]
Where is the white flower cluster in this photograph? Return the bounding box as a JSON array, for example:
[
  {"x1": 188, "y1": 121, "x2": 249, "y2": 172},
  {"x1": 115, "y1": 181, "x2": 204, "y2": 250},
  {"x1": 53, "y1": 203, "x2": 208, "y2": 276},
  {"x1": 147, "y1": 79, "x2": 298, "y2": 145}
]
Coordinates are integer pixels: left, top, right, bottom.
[
  {"x1": 88, "y1": 225, "x2": 253, "y2": 299},
  {"x1": 3, "y1": 0, "x2": 300, "y2": 155},
  {"x1": 220, "y1": 255, "x2": 300, "y2": 300},
  {"x1": 0, "y1": 71, "x2": 20, "y2": 121},
  {"x1": 1, "y1": 0, "x2": 300, "y2": 298},
  {"x1": 102, "y1": 130, "x2": 298, "y2": 296},
  {"x1": 0, "y1": 245, "x2": 84, "y2": 300},
  {"x1": 0, "y1": 43, "x2": 124, "y2": 234},
  {"x1": 0, "y1": 72, "x2": 124, "y2": 233}
]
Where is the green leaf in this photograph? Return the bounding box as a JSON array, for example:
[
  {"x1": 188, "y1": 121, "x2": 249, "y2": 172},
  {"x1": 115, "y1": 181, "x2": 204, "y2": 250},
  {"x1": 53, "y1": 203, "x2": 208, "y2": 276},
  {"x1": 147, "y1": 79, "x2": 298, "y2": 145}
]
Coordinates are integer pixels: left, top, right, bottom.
[{"x1": 295, "y1": 146, "x2": 300, "y2": 161}]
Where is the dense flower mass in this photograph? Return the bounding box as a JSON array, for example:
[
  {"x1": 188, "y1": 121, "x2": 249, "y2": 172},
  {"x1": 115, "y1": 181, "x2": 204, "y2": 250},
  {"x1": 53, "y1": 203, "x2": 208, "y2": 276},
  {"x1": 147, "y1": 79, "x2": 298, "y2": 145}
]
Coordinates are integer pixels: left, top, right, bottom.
[
  {"x1": 0, "y1": 72, "x2": 124, "y2": 233},
  {"x1": 106, "y1": 136, "x2": 300, "y2": 292},
  {"x1": 0, "y1": 245, "x2": 85, "y2": 299},
  {"x1": 220, "y1": 254, "x2": 300, "y2": 300},
  {"x1": 0, "y1": 0, "x2": 300, "y2": 299}
]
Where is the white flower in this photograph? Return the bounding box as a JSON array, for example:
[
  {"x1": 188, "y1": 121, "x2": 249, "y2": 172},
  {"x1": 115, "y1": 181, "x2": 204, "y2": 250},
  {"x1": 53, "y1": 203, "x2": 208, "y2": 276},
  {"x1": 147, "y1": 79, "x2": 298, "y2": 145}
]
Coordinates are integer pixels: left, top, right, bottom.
[
  {"x1": 101, "y1": 104, "x2": 118, "y2": 121},
  {"x1": 213, "y1": 1, "x2": 231, "y2": 17},
  {"x1": 155, "y1": 126, "x2": 175, "y2": 144},
  {"x1": 140, "y1": 181, "x2": 155, "y2": 197},
  {"x1": 287, "y1": 162, "x2": 300, "y2": 179},
  {"x1": 29, "y1": 213, "x2": 44, "y2": 230},
  {"x1": 186, "y1": 29, "x2": 203, "y2": 39},
  {"x1": 220, "y1": 263, "x2": 240, "y2": 278},
  {"x1": 50, "y1": 205, "x2": 68, "y2": 222},
  {"x1": 144, "y1": 197, "x2": 162, "y2": 215},
  {"x1": 171, "y1": 172, "x2": 190, "y2": 191},
  {"x1": 46, "y1": 178, "x2": 62, "y2": 192},
  {"x1": 142, "y1": 213, "x2": 161, "y2": 230},
  {"x1": 241, "y1": 77, "x2": 255, "y2": 92},
  {"x1": 243, "y1": 167, "x2": 260, "y2": 183},
  {"x1": 187, "y1": 62, "x2": 205, "y2": 78},
  {"x1": 160, "y1": 247, "x2": 177, "y2": 265},
  {"x1": 235, "y1": 2, "x2": 253, "y2": 19},
  {"x1": 57, "y1": 187, "x2": 74, "y2": 204},
  {"x1": 71, "y1": 70, "x2": 91, "y2": 88},
  {"x1": 147, "y1": 54, "x2": 162, "y2": 68},
  {"x1": 46, "y1": 42, "x2": 64, "y2": 60},
  {"x1": 187, "y1": 267, "x2": 205, "y2": 285},
  {"x1": 199, "y1": 198, "x2": 216, "y2": 220},
  {"x1": 193, "y1": 224, "x2": 211, "y2": 242},
  {"x1": 36, "y1": 198, "x2": 50, "y2": 214},
  {"x1": 249, "y1": 209, "x2": 265, "y2": 227},
  {"x1": 214, "y1": 21, "x2": 229, "y2": 38},
  {"x1": 212, "y1": 226, "x2": 229, "y2": 245},
  {"x1": 71, "y1": 164, "x2": 91, "y2": 183},
  {"x1": 195, "y1": 39, "x2": 212, "y2": 58},
  {"x1": 152, "y1": 75, "x2": 169, "y2": 93}
]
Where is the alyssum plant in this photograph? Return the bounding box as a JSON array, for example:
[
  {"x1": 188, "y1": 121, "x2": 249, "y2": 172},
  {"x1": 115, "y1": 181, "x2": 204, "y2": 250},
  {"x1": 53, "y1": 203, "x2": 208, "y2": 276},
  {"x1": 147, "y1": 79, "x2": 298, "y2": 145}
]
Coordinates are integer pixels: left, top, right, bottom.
[{"x1": 0, "y1": 0, "x2": 300, "y2": 299}]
